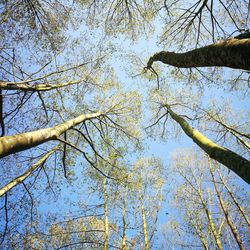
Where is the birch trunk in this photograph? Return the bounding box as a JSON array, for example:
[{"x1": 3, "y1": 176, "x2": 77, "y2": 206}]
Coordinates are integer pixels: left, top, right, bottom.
[
  {"x1": 218, "y1": 171, "x2": 250, "y2": 228},
  {"x1": 139, "y1": 190, "x2": 149, "y2": 250},
  {"x1": 0, "y1": 112, "x2": 102, "y2": 158},
  {"x1": 0, "y1": 79, "x2": 84, "y2": 92},
  {"x1": 197, "y1": 187, "x2": 223, "y2": 250},
  {"x1": 0, "y1": 146, "x2": 59, "y2": 197},
  {"x1": 121, "y1": 186, "x2": 128, "y2": 250},
  {"x1": 103, "y1": 177, "x2": 109, "y2": 250}
]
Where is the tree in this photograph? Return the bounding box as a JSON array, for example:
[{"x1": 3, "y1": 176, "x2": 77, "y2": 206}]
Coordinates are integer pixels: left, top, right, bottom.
[
  {"x1": 0, "y1": 0, "x2": 73, "y2": 51},
  {"x1": 218, "y1": 171, "x2": 250, "y2": 228},
  {"x1": 144, "y1": 0, "x2": 249, "y2": 185},
  {"x1": 1, "y1": 0, "x2": 249, "y2": 248},
  {"x1": 120, "y1": 182, "x2": 128, "y2": 250},
  {"x1": 149, "y1": 101, "x2": 250, "y2": 183},
  {"x1": 128, "y1": 157, "x2": 165, "y2": 249},
  {"x1": 0, "y1": 75, "x2": 141, "y2": 245},
  {"x1": 201, "y1": 108, "x2": 250, "y2": 152},
  {"x1": 208, "y1": 157, "x2": 245, "y2": 250},
  {"x1": 144, "y1": 1, "x2": 250, "y2": 185},
  {"x1": 162, "y1": 148, "x2": 250, "y2": 249},
  {"x1": 0, "y1": 111, "x2": 102, "y2": 158},
  {"x1": 0, "y1": 146, "x2": 59, "y2": 197},
  {"x1": 147, "y1": 35, "x2": 250, "y2": 71},
  {"x1": 78, "y1": 0, "x2": 160, "y2": 39},
  {"x1": 12, "y1": 205, "x2": 108, "y2": 249},
  {"x1": 160, "y1": 0, "x2": 249, "y2": 45}
]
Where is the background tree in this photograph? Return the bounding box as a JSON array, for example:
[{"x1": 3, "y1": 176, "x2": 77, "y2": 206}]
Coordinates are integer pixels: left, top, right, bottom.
[{"x1": 160, "y1": 148, "x2": 250, "y2": 249}]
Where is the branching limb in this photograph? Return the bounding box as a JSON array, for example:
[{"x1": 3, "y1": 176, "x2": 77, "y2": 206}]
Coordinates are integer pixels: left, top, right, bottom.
[
  {"x1": 37, "y1": 91, "x2": 49, "y2": 124},
  {"x1": 0, "y1": 89, "x2": 4, "y2": 137},
  {"x1": 22, "y1": 182, "x2": 34, "y2": 222},
  {"x1": 56, "y1": 138, "x2": 116, "y2": 180},
  {"x1": 62, "y1": 132, "x2": 67, "y2": 178},
  {"x1": 1, "y1": 193, "x2": 8, "y2": 245},
  {"x1": 0, "y1": 146, "x2": 59, "y2": 197}
]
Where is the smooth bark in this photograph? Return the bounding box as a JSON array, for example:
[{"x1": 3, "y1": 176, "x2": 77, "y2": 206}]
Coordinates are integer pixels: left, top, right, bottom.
[
  {"x1": 103, "y1": 177, "x2": 109, "y2": 250},
  {"x1": 147, "y1": 38, "x2": 250, "y2": 70},
  {"x1": 0, "y1": 146, "x2": 59, "y2": 197},
  {"x1": 0, "y1": 79, "x2": 85, "y2": 92},
  {"x1": 139, "y1": 190, "x2": 149, "y2": 250},
  {"x1": 191, "y1": 219, "x2": 209, "y2": 250},
  {"x1": 0, "y1": 88, "x2": 4, "y2": 136},
  {"x1": 0, "y1": 112, "x2": 102, "y2": 158},
  {"x1": 121, "y1": 186, "x2": 128, "y2": 250},
  {"x1": 197, "y1": 186, "x2": 222, "y2": 250},
  {"x1": 164, "y1": 104, "x2": 250, "y2": 184}
]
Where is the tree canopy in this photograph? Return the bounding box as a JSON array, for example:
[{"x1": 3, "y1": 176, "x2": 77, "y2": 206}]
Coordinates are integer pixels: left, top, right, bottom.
[{"x1": 0, "y1": 0, "x2": 249, "y2": 249}]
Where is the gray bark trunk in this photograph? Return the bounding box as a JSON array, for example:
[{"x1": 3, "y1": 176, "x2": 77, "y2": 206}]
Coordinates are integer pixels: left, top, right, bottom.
[
  {"x1": 0, "y1": 112, "x2": 102, "y2": 158},
  {"x1": 147, "y1": 38, "x2": 250, "y2": 70},
  {"x1": 165, "y1": 104, "x2": 250, "y2": 184}
]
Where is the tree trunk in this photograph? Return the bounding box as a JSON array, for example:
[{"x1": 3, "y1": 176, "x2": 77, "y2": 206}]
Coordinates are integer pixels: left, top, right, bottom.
[
  {"x1": 0, "y1": 146, "x2": 59, "y2": 197},
  {"x1": 0, "y1": 88, "x2": 4, "y2": 136},
  {"x1": 147, "y1": 38, "x2": 250, "y2": 70},
  {"x1": 0, "y1": 79, "x2": 83, "y2": 92},
  {"x1": 139, "y1": 190, "x2": 149, "y2": 250},
  {"x1": 103, "y1": 177, "x2": 109, "y2": 250},
  {"x1": 197, "y1": 186, "x2": 223, "y2": 250},
  {"x1": 209, "y1": 159, "x2": 245, "y2": 250},
  {"x1": 218, "y1": 171, "x2": 250, "y2": 228},
  {"x1": 121, "y1": 186, "x2": 128, "y2": 250},
  {"x1": 164, "y1": 104, "x2": 250, "y2": 184},
  {"x1": 0, "y1": 112, "x2": 102, "y2": 158},
  {"x1": 192, "y1": 219, "x2": 209, "y2": 250}
]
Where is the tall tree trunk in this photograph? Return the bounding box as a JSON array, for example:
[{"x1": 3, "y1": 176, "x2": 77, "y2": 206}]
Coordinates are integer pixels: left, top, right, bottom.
[
  {"x1": 0, "y1": 146, "x2": 59, "y2": 197},
  {"x1": 0, "y1": 112, "x2": 102, "y2": 158},
  {"x1": 197, "y1": 186, "x2": 223, "y2": 250},
  {"x1": 147, "y1": 38, "x2": 250, "y2": 70},
  {"x1": 121, "y1": 186, "x2": 128, "y2": 250},
  {"x1": 191, "y1": 218, "x2": 209, "y2": 250},
  {"x1": 0, "y1": 79, "x2": 84, "y2": 92},
  {"x1": 0, "y1": 88, "x2": 4, "y2": 136},
  {"x1": 139, "y1": 190, "x2": 149, "y2": 250},
  {"x1": 164, "y1": 103, "x2": 250, "y2": 184},
  {"x1": 218, "y1": 218, "x2": 225, "y2": 237},
  {"x1": 181, "y1": 169, "x2": 222, "y2": 249},
  {"x1": 103, "y1": 177, "x2": 109, "y2": 250},
  {"x1": 218, "y1": 171, "x2": 250, "y2": 228},
  {"x1": 209, "y1": 159, "x2": 245, "y2": 250}
]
